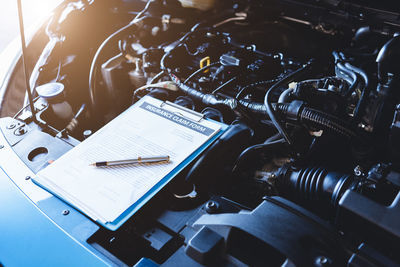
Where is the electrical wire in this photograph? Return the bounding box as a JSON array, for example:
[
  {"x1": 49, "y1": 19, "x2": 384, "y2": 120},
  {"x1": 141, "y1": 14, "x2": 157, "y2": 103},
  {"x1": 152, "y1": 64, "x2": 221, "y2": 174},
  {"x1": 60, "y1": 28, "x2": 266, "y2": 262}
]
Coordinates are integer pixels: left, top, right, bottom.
[
  {"x1": 149, "y1": 71, "x2": 165, "y2": 84},
  {"x1": 183, "y1": 62, "x2": 220, "y2": 84},
  {"x1": 264, "y1": 62, "x2": 313, "y2": 145},
  {"x1": 211, "y1": 77, "x2": 237, "y2": 94},
  {"x1": 232, "y1": 138, "x2": 286, "y2": 175},
  {"x1": 88, "y1": 16, "x2": 147, "y2": 113},
  {"x1": 88, "y1": 0, "x2": 155, "y2": 114},
  {"x1": 160, "y1": 22, "x2": 203, "y2": 72},
  {"x1": 182, "y1": 43, "x2": 200, "y2": 56},
  {"x1": 133, "y1": 81, "x2": 179, "y2": 98},
  {"x1": 235, "y1": 80, "x2": 278, "y2": 100},
  {"x1": 134, "y1": 0, "x2": 153, "y2": 20},
  {"x1": 213, "y1": 13, "x2": 247, "y2": 28}
]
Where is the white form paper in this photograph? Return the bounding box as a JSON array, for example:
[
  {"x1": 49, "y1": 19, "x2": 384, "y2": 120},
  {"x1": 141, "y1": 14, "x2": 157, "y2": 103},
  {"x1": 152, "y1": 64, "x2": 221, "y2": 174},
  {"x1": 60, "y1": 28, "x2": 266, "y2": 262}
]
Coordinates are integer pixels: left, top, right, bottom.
[{"x1": 35, "y1": 96, "x2": 221, "y2": 223}]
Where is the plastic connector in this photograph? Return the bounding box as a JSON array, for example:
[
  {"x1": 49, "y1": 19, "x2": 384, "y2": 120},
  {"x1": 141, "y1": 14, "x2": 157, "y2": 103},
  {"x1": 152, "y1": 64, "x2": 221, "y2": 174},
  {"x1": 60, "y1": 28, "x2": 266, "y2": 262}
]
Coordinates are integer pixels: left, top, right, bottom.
[{"x1": 286, "y1": 100, "x2": 305, "y2": 122}]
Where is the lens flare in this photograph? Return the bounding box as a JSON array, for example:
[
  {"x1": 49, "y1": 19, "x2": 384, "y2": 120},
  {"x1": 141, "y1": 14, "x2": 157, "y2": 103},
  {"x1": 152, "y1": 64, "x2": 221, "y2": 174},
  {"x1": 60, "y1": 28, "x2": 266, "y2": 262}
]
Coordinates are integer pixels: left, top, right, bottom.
[{"x1": 22, "y1": 0, "x2": 61, "y2": 23}]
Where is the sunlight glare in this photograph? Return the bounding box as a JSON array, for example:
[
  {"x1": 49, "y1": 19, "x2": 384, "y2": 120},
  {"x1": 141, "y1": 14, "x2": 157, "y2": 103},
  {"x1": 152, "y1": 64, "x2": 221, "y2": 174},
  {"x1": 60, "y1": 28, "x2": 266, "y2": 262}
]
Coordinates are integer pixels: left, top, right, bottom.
[{"x1": 21, "y1": 0, "x2": 62, "y2": 23}]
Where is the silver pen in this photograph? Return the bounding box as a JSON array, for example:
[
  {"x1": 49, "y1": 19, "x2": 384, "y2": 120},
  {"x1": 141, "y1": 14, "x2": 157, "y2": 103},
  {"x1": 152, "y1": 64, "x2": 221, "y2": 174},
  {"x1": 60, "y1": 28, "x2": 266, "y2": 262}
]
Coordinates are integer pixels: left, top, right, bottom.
[{"x1": 90, "y1": 155, "x2": 170, "y2": 167}]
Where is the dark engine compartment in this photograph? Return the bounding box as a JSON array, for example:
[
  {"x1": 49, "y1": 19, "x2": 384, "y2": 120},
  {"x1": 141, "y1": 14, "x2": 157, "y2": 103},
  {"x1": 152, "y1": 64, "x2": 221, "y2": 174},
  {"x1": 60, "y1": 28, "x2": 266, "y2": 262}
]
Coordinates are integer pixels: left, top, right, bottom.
[{"x1": 3, "y1": 0, "x2": 400, "y2": 266}]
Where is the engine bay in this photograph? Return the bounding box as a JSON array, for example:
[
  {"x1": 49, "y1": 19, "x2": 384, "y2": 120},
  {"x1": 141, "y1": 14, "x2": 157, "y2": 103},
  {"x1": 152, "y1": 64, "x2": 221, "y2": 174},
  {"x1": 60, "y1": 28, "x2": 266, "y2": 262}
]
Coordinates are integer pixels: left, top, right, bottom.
[{"x1": 2, "y1": 0, "x2": 400, "y2": 266}]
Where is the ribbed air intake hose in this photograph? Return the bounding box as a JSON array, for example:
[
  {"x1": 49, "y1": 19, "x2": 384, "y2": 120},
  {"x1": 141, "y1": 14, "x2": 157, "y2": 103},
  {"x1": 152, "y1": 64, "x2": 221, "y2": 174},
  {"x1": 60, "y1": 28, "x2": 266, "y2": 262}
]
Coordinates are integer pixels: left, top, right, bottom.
[{"x1": 277, "y1": 165, "x2": 354, "y2": 209}]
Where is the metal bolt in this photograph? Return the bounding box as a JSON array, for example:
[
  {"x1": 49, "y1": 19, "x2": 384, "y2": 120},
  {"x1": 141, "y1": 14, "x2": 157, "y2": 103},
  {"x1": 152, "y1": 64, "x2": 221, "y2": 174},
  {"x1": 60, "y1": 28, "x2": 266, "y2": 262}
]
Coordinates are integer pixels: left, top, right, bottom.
[
  {"x1": 354, "y1": 165, "x2": 363, "y2": 176},
  {"x1": 205, "y1": 201, "x2": 219, "y2": 213},
  {"x1": 315, "y1": 256, "x2": 329, "y2": 266},
  {"x1": 62, "y1": 210, "x2": 70, "y2": 216},
  {"x1": 207, "y1": 201, "x2": 216, "y2": 208},
  {"x1": 25, "y1": 176, "x2": 31, "y2": 180}
]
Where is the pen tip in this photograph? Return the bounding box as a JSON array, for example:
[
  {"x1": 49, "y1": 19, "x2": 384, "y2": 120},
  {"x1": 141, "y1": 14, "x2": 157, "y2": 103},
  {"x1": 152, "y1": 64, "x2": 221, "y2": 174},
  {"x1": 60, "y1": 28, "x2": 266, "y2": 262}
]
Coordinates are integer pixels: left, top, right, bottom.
[{"x1": 89, "y1": 163, "x2": 95, "y2": 166}]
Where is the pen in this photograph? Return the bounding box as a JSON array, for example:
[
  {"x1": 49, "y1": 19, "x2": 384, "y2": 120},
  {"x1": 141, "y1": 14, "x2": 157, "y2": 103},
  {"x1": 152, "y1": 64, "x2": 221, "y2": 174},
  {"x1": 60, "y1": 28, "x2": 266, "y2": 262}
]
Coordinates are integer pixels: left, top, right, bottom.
[{"x1": 90, "y1": 155, "x2": 170, "y2": 167}]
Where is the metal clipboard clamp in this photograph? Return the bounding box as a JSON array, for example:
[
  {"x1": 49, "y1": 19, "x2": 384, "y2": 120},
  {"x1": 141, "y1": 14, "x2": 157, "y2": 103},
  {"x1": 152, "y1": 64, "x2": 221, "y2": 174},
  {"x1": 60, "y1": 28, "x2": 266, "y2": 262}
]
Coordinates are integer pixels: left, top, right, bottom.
[{"x1": 159, "y1": 100, "x2": 204, "y2": 122}]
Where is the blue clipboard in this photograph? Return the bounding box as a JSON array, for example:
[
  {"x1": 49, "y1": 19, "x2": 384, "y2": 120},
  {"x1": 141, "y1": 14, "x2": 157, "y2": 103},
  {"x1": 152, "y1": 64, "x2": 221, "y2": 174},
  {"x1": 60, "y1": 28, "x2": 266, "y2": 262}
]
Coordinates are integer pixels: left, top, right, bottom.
[
  {"x1": 104, "y1": 122, "x2": 227, "y2": 231},
  {"x1": 34, "y1": 96, "x2": 228, "y2": 231}
]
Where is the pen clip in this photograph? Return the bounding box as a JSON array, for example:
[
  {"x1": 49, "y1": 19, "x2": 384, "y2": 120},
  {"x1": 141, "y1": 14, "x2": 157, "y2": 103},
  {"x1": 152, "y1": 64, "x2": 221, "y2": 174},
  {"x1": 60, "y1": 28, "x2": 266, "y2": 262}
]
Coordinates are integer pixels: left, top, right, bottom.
[{"x1": 160, "y1": 101, "x2": 204, "y2": 122}]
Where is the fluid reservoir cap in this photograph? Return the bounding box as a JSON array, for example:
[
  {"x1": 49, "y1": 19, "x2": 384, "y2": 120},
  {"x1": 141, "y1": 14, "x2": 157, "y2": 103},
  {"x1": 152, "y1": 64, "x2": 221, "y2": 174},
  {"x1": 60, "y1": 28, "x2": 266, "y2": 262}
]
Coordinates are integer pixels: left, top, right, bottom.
[{"x1": 36, "y1": 82, "x2": 64, "y2": 99}]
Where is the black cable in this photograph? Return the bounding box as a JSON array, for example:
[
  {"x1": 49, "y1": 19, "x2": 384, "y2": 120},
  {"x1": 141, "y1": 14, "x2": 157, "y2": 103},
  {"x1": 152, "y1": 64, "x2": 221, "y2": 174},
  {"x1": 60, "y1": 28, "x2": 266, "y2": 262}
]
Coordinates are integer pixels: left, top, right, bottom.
[
  {"x1": 264, "y1": 62, "x2": 313, "y2": 145},
  {"x1": 237, "y1": 99, "x2": 266, "y2": 114},
  {"x1": 278, "y1": 88, "x2": 294, "y2": 103},
  {"x1": 235, "y1": 79, "x2": 278, "y2": 100},
  {"x1": 160, "y1": 22, "x2": 203, "y2": 72},
  {"x1": 232, "y1": 138, "x2": 286, "y2": 175},
  {"x1": 149, "y1": 70, "x2": 165, "y2": 84},
  {"x1": 183, "y1": 62, "x2": 220, "y2": 84},
  {"x1": 88, "y1": 0, "x2": 156, "y2": 114},
  {"x1": 264, "y1": 132, "x2": 282, "y2": 143},
  {"x1": 237, "y1": 100, "x2": 358, "y2": 139},
  {"x1": 212, "y1": 77, "x2": 237, "y2": 94},
  {"x1": 182, "y1": 43, "x2": 200, "y2": 56},
  {"x1": 133, "y1": 86, "x2": 172, "y2": 98},
  {"x1": 171, "y1": 74, "x2": 228, "y2": 105},
  {"x1": 88, "y1": 16, "x2": 147, "y2": 114}
]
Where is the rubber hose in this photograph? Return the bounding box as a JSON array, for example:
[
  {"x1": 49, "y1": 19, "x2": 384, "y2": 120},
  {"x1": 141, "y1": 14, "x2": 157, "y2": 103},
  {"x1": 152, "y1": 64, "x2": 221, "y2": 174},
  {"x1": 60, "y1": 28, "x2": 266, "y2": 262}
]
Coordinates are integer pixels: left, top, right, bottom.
[
  {"x1": 88, "y1": 16, "x2": 147, "y2": 114},
  {"x1": 232, "y1": 138, "x2": 286, "y2": 175},
  {"x1": 344, "y1": 63, "x2": 369, "y2": 89},
  {"x1": 171, "y1": 74, "x2": 237, "y2": 108},
  {"x1": 278, "y1": 88, "x2": 294, "y2": 103},
  {"x1": 277, "y1": 166, "x2": 354, "y2": 209},
  {"x1": 238, "y1": 100, "x2": 356, "y2": 138},
  {"x1": 298, "y1": 107, "x2": 356, "y2": 138},
  {"x1": 264, "y1": 62, "x2": 314, "y2": 145},
  {"x1": 185, "y1": 122, "x2": 253, "y2": 185}
]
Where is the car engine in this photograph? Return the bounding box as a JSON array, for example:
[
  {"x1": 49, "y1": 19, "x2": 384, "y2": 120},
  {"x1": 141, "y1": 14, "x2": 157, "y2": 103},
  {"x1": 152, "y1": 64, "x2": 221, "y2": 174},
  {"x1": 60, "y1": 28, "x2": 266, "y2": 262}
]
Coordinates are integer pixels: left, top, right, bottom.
[{"x1": 2, "y1": 0, "x2": 400, "y2": 266}]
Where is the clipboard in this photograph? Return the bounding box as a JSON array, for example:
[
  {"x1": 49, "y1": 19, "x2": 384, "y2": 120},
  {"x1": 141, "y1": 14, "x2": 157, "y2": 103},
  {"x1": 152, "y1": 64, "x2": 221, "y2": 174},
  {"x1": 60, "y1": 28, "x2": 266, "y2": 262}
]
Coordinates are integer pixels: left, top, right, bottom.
[
  {"x1": 104, "y1": 99, "x2": 227, "y2": 230},
  {"x1": 34, "y1": 96, "x2": 228, "y2": 231}
]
